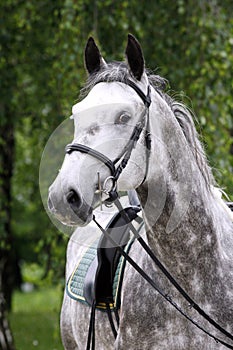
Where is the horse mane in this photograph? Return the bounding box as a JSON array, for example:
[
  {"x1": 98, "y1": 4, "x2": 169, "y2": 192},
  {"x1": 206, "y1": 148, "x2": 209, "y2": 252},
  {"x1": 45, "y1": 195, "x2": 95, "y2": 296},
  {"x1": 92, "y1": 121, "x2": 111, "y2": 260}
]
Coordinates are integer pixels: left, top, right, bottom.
[
  {"x1": 81, "y1": 62, "x2": 215, "y2": 187},
  {"x1": 80, "y1": 62, "x2": 167, "y2": 96}
]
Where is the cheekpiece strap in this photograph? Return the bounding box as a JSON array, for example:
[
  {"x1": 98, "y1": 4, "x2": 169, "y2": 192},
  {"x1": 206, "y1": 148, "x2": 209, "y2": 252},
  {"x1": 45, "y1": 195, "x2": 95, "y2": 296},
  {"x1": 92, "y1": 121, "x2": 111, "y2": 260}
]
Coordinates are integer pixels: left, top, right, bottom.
[{"x1": 125, "y1": 79, "x2": 151, "y2": 108}]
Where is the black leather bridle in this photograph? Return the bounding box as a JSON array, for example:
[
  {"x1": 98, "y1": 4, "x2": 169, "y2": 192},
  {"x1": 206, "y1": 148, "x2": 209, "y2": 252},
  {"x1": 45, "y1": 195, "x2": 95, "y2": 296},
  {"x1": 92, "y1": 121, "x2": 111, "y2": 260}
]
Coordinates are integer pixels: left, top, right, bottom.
[
  {"x1": 65, "y1": 79, "x2": 233, "y2": 350},
  {"x1": 65, "y1": 79, "x2": 152, "y2": 202}
]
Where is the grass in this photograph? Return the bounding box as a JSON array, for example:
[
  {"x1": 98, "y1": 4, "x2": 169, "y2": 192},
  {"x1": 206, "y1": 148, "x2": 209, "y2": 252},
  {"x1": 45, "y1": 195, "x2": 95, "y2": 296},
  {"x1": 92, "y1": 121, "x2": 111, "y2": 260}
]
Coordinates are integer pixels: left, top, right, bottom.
[{"x1": 10, "y1": 286, "x2": 64, "y2": 350}]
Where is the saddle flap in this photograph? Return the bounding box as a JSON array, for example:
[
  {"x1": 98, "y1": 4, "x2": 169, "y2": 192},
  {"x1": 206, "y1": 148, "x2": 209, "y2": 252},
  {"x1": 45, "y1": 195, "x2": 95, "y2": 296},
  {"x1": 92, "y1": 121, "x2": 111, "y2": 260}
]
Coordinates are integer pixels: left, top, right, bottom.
[
  {"x1": 83, "y1": 206, "x2": 140, "y2": 308},
  {"x1": 83, "y1": 256, "x2": 99, "y2": 306},
  {"x1": 66, "y1": 234, "x2": 137, "y2": 311}
]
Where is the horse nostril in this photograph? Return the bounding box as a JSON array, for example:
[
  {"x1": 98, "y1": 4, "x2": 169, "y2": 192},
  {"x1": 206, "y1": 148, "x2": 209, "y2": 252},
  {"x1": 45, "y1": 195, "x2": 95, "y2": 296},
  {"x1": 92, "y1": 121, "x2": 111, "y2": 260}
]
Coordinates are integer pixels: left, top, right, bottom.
[
  {"x1": 67, "y1": 190, "x2": 82, "y2": 210},
  {"x1": 48, "y1": 196, "x2": 54, "y2": 212}
]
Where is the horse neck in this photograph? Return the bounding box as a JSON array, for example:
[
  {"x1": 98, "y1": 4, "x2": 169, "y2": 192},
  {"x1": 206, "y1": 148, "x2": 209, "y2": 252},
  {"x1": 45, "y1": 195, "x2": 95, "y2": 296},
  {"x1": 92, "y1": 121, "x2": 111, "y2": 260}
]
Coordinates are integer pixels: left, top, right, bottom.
[{"x1": 136, "y1": 93, "x2": 233, "y2": 288}]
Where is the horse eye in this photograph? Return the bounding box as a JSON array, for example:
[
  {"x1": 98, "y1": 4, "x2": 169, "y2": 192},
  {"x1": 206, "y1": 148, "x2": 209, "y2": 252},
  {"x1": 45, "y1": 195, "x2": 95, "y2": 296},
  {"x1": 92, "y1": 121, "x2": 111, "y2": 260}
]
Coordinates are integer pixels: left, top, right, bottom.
[{"x1": 117, "y1": 113, "x2": 131, "y2": 124}]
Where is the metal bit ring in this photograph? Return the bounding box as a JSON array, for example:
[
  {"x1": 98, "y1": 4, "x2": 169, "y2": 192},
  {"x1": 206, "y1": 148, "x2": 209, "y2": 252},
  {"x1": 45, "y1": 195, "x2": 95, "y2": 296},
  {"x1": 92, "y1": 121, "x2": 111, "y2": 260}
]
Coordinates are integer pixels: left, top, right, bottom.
[{"x1": 103, "y1": 176, "x2": 117, "y2": 194}]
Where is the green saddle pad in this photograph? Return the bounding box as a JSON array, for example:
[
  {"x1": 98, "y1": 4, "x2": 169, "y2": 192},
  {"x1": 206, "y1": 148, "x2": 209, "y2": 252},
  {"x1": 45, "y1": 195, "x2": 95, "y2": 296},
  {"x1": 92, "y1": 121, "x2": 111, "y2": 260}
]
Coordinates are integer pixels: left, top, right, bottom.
[{"x1": 66, "y1": 237, "x2": 134, "y2": 311}]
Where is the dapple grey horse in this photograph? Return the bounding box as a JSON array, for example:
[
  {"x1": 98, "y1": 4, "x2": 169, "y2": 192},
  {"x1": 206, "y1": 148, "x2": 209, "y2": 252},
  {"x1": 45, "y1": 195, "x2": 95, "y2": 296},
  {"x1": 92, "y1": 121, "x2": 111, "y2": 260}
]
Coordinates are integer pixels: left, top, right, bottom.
[{"x1": 48, "y1": 35, "x2": 233, "y2": 349}]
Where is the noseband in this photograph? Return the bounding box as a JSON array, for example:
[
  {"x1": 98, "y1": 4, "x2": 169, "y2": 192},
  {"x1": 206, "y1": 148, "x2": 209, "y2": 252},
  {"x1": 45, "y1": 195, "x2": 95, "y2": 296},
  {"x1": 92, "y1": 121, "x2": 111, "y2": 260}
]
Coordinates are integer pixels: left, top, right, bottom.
[{"x1": 65, "y1": 79, "x2": 151, "y2": 202}]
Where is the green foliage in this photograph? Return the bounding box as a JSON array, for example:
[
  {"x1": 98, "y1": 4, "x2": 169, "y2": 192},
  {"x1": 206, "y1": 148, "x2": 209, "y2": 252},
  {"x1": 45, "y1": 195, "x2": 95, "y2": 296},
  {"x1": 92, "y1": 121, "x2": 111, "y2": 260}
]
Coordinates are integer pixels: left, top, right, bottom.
[
  {"x1": 2, "y1": 0, "x2": 233, "y2": 304},
  {"x1": 0, "y1": 0, "x2": 232, "y2": 346},
  {"x1": 21, "y1": 262, "x2": 44, "y2": 286}
]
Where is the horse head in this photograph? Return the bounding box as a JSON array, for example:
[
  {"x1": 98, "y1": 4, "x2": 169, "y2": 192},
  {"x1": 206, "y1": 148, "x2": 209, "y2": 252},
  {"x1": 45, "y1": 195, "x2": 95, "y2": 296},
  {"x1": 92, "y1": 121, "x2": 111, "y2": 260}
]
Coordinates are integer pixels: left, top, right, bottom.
[
  {"x1": 48, "y1": 35, "x2": 152, "y2": 226},
  {"x1": 48, "y1": 34, "x2": 218, "y2": 233}
]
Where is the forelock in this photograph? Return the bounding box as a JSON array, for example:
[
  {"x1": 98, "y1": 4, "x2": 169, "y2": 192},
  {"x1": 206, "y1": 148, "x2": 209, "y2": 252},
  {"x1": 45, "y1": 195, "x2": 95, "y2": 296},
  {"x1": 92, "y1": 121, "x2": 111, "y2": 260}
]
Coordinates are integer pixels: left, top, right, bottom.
[{"x1": 80, "y1": 61, "x2": 167, "y2": 98}]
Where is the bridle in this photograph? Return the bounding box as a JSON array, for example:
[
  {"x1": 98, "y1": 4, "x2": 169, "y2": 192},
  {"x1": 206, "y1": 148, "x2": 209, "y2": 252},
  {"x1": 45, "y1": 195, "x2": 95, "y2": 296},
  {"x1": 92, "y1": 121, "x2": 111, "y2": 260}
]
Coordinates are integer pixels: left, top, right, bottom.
[
  {"x1": 65, "y1": 79, "x2": 152, "y2": 203},
  {"x1": 65, "y1": 79, "x2": 233, "y2": 350}
]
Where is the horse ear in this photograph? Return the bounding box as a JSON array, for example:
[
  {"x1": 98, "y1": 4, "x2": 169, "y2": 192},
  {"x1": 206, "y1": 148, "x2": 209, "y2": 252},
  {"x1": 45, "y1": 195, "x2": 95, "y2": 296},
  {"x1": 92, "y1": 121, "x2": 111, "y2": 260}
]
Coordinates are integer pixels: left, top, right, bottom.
[
  {"x1": 84, "y1": 37, "x2": 105, "y2": 75},
  {"x1": 125, "y1": 34, "x2": 145, "y2": 80}
]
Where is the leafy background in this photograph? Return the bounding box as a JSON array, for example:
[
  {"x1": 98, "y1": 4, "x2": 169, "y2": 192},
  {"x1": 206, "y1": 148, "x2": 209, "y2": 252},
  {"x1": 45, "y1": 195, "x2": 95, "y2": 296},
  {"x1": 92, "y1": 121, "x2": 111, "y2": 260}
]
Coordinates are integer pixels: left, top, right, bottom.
[{"x1": 0, "y1": 1, "x2": 232, "y2": 349}]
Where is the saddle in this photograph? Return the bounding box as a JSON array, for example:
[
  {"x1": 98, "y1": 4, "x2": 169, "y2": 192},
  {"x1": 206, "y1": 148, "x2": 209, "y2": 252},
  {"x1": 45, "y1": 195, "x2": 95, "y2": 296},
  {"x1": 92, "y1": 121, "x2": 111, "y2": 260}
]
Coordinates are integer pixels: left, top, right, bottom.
[
  {"x1": 66, "y1": 202, "x2": 143, "y2": 311},
  {"x1": 84, "y1": 206, "x2": 141, "y2": 309}
]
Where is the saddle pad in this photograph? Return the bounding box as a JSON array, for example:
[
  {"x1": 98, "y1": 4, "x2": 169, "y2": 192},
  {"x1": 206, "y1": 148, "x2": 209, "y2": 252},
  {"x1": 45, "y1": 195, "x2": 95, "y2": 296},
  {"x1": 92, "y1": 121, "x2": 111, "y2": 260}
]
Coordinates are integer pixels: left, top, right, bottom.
[{"x1": 66, "y1": 237, "x2": 134, "y2": 311}]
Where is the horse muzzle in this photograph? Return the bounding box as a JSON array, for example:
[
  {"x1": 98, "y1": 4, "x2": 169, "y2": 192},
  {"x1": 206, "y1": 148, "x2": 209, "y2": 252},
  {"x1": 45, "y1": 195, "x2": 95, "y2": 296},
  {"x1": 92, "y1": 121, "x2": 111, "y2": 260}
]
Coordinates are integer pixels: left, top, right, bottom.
[{"x1": 47, "y1": 187, "x2": 93, "y2": 227}]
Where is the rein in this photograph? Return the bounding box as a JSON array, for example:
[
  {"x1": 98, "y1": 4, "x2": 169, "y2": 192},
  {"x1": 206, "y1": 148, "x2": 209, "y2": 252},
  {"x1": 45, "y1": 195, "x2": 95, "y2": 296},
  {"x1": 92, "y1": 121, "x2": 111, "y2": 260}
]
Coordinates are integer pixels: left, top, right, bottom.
[{"x1": 65, "y1": 80, "x2": 233, "y2": 349}]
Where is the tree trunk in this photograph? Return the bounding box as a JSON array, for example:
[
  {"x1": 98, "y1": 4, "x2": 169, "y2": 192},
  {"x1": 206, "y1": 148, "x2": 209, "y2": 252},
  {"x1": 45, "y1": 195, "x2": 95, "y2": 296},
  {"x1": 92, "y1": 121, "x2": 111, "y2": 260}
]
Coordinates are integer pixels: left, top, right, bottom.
[
  {"x1": 0, "y1": 104, "x2": 16, "y2": 350},
  {"x1": 0, "y1": 260, "x2": 15, "y2": 350}
]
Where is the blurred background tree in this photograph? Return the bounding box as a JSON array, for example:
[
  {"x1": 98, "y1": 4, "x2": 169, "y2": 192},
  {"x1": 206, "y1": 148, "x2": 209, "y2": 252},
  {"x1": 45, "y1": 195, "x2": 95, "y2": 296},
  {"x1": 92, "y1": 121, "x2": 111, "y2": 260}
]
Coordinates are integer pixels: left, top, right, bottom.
[{"x1": 0, "y1": 0, "x2": 232, "y2": 348}]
